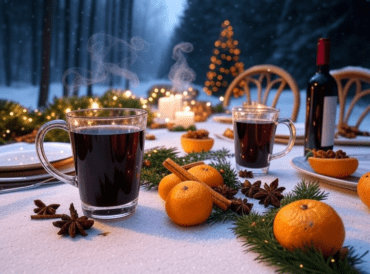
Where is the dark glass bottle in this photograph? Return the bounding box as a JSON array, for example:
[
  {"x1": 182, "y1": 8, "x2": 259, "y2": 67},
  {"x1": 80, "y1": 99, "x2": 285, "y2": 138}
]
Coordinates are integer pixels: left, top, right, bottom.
[{"x1": 304, "y1": 38, "x2": 338, "y2": 155}]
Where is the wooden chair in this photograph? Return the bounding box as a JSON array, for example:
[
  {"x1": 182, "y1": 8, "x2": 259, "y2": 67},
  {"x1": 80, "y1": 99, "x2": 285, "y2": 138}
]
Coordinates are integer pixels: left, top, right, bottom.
[
  {"x1": 330, "y1": 66, "x2": 370, "y2": 135},
  {"x1": 222, "y1": 64, "x2": 300, "y2": 122}
]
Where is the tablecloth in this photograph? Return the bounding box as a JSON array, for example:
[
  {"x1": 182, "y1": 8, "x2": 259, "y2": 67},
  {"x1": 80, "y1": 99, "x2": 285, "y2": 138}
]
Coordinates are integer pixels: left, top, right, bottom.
[{"x1": 1, "y1": 118, "x2": 369, "y2": 274}]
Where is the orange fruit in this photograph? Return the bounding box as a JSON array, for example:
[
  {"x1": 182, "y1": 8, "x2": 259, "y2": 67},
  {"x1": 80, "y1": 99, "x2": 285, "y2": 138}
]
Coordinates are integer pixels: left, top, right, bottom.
[
  {"x1": 180, "y1": 135, "x2": 214, "y2": 153},
  {"x1": 158, "y1": 173, "x2": 182, "y2": 200},
  {"x1": 273, "y1": 199, "x2": 345, "y2": 257},
  {"x1": 188, "y1": 164, "x2": 224, "y2": 188},
  {"x1": 357, "y1": 172, "x2": 370, "y2": 209},
  {"x1": 165, "y1": 181, "x2": 213, "y2": 226},
  {"x1": 308, "y1": 157, "x2": 358, "y2": 178}
]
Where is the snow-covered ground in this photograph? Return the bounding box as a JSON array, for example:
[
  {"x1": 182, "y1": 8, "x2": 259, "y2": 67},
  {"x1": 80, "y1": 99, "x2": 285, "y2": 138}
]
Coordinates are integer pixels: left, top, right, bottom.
[{"x1": 0, "y1": 80, "x2": 368, "y2": 128}]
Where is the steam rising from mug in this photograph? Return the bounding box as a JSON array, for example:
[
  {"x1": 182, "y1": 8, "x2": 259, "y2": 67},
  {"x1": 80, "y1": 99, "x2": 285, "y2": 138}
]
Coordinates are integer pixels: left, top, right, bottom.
[
  {"x1": 62, "y1": 33, "x2": 149, "y2": 89},
  {"x1": 168, "y1": 42, "x2": 196, "y2": 92}
]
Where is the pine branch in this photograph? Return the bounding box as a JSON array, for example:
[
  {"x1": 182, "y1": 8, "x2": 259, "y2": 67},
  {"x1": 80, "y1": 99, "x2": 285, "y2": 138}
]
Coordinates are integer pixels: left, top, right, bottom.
[
  {"x1": 209, "y1": 158, "x2": 240, "y2": 189},
  {"x1": 140, "y1": 147, "x2": 234, "y2": 189},
  {"x1": 232, "y1": 181, "x2": 368, "y2": 274},
  {"x1": 183, "y1": 148, "x2": 234, "y2": 162},
  {"x1": 207, "y1": 206, "x2": 240, "y2": 225}
]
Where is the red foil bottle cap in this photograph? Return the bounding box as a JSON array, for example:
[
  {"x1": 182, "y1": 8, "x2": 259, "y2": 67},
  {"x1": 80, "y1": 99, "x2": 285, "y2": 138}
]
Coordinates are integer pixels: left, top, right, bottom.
[{"x1": 316, "y1": 38, "x2": 331, "y2": 66}]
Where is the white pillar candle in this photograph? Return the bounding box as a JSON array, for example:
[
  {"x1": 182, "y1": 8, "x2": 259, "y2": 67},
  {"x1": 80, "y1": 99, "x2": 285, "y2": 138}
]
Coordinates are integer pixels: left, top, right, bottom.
[
  {"x1": 158, "y1": 95, "x2": 183, "y2": 120},
  {"x1": 174, "y1": 111, "x2": 195, "y2": 128}
]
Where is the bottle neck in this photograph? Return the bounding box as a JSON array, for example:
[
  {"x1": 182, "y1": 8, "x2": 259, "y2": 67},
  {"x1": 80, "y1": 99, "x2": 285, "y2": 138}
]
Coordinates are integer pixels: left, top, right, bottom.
[
  {"x1": 316, "y1": 38, "x2": 331, "y2": 69},
  {"x1": 317, "y1": 65, "x2": 330, "y2": 73}
]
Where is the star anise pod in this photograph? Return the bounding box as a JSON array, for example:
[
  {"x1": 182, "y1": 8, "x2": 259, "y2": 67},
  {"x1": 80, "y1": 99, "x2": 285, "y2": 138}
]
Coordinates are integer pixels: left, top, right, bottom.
[
  {"x1": 253, "y1": 178, "x2": 285, "y2": 208},
  {"x1": 52, "y1": 203, "x2": 94, "y2": 238},
  {"x1": 241, "y1": 180, "x2": 261, "y2": 198},
  {"x1": 230, "y1": 198, "x2": 253, "y2": 215},
  {"x1": 238, "y1": 169, "x2": 253, "y2": 178},
  {"x1": 33, "y1": 199, "x2": 60, "y2": 215},
  {"x1": 213, "y1": 185, "x2": 238, "y2": 199}
]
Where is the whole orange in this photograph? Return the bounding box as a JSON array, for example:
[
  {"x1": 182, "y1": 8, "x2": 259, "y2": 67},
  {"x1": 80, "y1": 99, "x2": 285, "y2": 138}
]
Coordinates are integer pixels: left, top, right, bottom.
[
  {"x1": 187, "y1": 164, "x2": 224, "y2": 188},
  {"x1": 357, "y1": 172, "x2": 370, "y2": 209},
  {"x1": 158, "y1": 173, "x2": 182, "y2": 200},
  {"x1": 273, "y1": 199, "x2": 345, "y2": 257},
  {"x1": 165, "y1": 181, "x2": 213, "y2": 226}
]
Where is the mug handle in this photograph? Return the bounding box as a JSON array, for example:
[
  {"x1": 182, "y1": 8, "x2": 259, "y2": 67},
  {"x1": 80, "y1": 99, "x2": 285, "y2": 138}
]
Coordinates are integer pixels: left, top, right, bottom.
[
  {"x1": 270, "y1": 118, "x2": 296, "y2": 161},
  {"x1": 35, "y1": 120, "x2": 77, "y2": 187}
]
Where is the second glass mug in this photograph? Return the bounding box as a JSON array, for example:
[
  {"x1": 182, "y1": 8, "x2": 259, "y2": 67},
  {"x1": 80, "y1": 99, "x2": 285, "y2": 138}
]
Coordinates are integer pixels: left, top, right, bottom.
[
  {"x1": 232, "y1": 106, "x2": 296, "y2": 175},
  {"x1": 35, "y1": 108, "x2": 147, "y2": 219}
]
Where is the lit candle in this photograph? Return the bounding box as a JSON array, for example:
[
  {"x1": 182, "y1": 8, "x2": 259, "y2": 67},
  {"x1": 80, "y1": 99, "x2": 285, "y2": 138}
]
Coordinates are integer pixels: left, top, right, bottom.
[
  {"x1": 158, "y1": 94, "x2": 183, "y2": 120},
  {"x1": 174, "y1": 111, "x2": 195, "y2": 128}
]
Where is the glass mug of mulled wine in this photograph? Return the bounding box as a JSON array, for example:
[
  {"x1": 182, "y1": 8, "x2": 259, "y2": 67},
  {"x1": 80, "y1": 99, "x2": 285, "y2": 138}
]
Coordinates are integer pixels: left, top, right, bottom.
[
  {"x1": 35, "y1": 108, "x2": 147, "y2": 219},
  {"x1": 232, "y1": 106, "x2": 296, "y2": 175}
]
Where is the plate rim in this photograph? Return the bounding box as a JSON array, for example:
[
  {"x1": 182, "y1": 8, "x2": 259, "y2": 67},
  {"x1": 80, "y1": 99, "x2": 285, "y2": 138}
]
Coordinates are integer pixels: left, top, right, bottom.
[
  {"x1": 0, "y1": 142, "x2": 72, "y2": 172},
  {"x1": 290, "y1": 156, "x2": 358, "y2": 190},
  {"x1": 0, "y1": 164, "x2": 75, "y2": 183}
]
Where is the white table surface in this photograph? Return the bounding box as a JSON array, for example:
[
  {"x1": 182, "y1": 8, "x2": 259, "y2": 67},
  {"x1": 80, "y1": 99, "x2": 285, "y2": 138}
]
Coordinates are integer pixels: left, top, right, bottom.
[{"x1": 1, "y1": 118, "x2": 369, "y2": 274}]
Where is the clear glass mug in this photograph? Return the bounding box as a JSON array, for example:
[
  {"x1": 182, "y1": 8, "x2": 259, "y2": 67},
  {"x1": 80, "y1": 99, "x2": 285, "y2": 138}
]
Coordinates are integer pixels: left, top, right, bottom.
[
  {"x1": 232, "y1": 106, "x2": 296, "y2": 175},
  {"x1": 35, "y1": 108, "x2": 147, "y2": 219}
]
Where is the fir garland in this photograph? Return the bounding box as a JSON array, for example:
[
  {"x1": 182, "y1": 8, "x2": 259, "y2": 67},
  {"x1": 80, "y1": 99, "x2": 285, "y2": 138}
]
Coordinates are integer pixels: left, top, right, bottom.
[
  {"x1": 233, "y1": 181, "x2": 368, "y2": 274},
  {"x1": 0, "y1": 89, "x2": 154, "y2": 144},
  {"x1": 140, "y1": 147, "x2": 368, "y2": 273},
  {"x1": 140, "y1": 147, "x2": 236, "y2": 189}
]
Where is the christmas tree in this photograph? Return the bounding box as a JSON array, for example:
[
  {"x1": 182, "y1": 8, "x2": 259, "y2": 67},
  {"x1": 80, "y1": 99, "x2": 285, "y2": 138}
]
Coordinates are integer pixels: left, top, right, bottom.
[{"x1": 203, "y1": 20, "x2": 245, "y2": 99}]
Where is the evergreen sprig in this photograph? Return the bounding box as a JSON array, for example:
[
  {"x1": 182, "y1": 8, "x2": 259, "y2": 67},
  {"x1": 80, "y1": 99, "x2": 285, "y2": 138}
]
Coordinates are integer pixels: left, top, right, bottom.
[
  {"x1": 207, "y1": 206, "x2": 240, "y2": 225},
  {"x1": 209, "y1": 157, "x2": 240, "y2": 189},
  {"x1": 232, "y1": 180, "x2": 368, "y2": 274},
  {"x1": 169, "y1": 125, "x2": 197, "y2": 132},
  {"x1": 140, "y1": 147, "x2": 235, "y2": 189}
]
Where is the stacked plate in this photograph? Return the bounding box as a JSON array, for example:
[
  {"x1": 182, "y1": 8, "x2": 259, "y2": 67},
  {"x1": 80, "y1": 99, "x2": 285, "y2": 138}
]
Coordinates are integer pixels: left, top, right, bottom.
[{"x1": 0, "y1": 142, "x2": 75, "y2": 189}]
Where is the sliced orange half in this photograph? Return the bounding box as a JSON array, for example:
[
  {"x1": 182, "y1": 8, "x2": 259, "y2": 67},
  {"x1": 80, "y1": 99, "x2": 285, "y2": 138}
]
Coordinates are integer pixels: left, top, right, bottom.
[
  {"x1": 308, "y1": 157, "x2": 359, "y2": 178},
  {"x1": 180, "y1": 135, "x2": 214, "y2": 153}
]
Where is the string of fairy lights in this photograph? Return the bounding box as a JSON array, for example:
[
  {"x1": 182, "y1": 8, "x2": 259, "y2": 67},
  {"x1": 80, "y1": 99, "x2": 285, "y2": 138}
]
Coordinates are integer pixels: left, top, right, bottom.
[
  {"x1": 203, "y1": 19, "x2": 245, "y2": 99},
  {"x1": 0, "y1": 89, "x2": 151, "y2": 143},
  {"x1": 0, "y1": 86, "x2": 217, "y2": 143}
]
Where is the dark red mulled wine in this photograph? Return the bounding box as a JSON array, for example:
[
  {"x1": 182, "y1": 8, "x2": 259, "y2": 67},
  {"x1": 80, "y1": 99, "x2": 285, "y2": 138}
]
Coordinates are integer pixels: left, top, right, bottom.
[
  {"x1": 70, "y1": 125, "x2": 145, "y2": 207},
  {"x1": 234, "y1": 121, "x2": 276, "y2": 168}
]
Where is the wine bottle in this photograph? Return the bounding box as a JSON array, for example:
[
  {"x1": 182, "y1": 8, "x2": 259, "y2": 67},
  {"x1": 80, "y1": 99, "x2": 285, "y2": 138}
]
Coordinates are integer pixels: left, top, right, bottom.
[{"x1": 304, "y1": 38, "x2": 338, "y2": 155}]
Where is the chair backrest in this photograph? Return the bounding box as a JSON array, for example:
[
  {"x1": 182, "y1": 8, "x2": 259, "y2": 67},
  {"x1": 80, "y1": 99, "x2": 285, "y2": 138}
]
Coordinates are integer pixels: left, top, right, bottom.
[
  {"x1": 330, "y1": 66, "x2": 370, "y2": 129},
  {"x1": 222, "y1": 64, "x2": 300, "y2": 122}
]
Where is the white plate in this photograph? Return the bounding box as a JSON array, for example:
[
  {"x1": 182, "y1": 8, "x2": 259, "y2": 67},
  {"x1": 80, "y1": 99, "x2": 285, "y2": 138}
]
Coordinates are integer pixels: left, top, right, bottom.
[
  {"x1": 0, "y1": 142, "x2": 72, "y2": 171},
  {"x1": 0, "y1": 164, "x2": 75, "y2": 183},
  {"x1": 214, "y1": 133, "x2": 233, "y2": 143},
  {"x1": 290, "y1": 156, "x2": 368, "y2": 190},
  {"x1": 212, "y1": 115, "x2": 232, "y2": 124}
]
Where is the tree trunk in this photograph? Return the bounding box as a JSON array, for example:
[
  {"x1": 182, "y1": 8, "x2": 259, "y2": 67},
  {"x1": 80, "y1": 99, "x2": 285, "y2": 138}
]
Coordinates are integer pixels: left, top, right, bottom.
[
  {"x1": 38, "y1": 0, "x2": 54, "y2": 108},
  {"x1": 52, "y1": 0, "x2": 61, "y2": 81},
  {"x1": 63, "y1": 0, "x2": 71, "y2": 97},
  {"x1": 104, "y1": 0, "x2": 111, "y2": 88},
  {"x1": 72, "y1": 0, "x2": 85, "y2": 96},
  {"x1": 118, "y1": 0, "x2": 126, "y2": 85},
  {"x1": 87, "y1": 0, "x2": 96, "y2": 96},
  {"x1": 1, "y1": 0, "x2": 12, "y2": 86},
  {"x1": 125, "y1": 0, "x2": 134, "y2": 90},
  {"x1": 108, "y1": 0, "x2": 116, "y2": 88}
]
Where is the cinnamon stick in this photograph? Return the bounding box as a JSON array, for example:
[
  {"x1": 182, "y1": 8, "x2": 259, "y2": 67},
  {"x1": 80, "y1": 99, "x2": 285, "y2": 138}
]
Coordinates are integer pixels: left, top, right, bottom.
[
  {"x1": 182, "y1": 161, "x2": 205, "y2": 170},
  {"x1": 162, "y1": 158, "x2": 232, "y2": 211}
]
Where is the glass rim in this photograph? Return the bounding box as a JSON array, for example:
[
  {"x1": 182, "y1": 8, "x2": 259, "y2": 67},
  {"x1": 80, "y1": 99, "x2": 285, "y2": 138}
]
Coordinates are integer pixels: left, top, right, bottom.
[
  {"x1": 232, "y1": 106, "x2": 280, "y2": 114},
  {"x1": 66, "y1": 108, "x2": 148, "y2": 119}
]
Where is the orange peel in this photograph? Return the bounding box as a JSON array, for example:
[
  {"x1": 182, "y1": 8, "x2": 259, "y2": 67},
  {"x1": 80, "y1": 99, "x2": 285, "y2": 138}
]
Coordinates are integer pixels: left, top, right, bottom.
[
  {"x1": 308, "y1": 157, "x2": 358, "y2": 178},
  {"x1": 180, "y1": 135, "x2": 214, "y2": 153}
]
